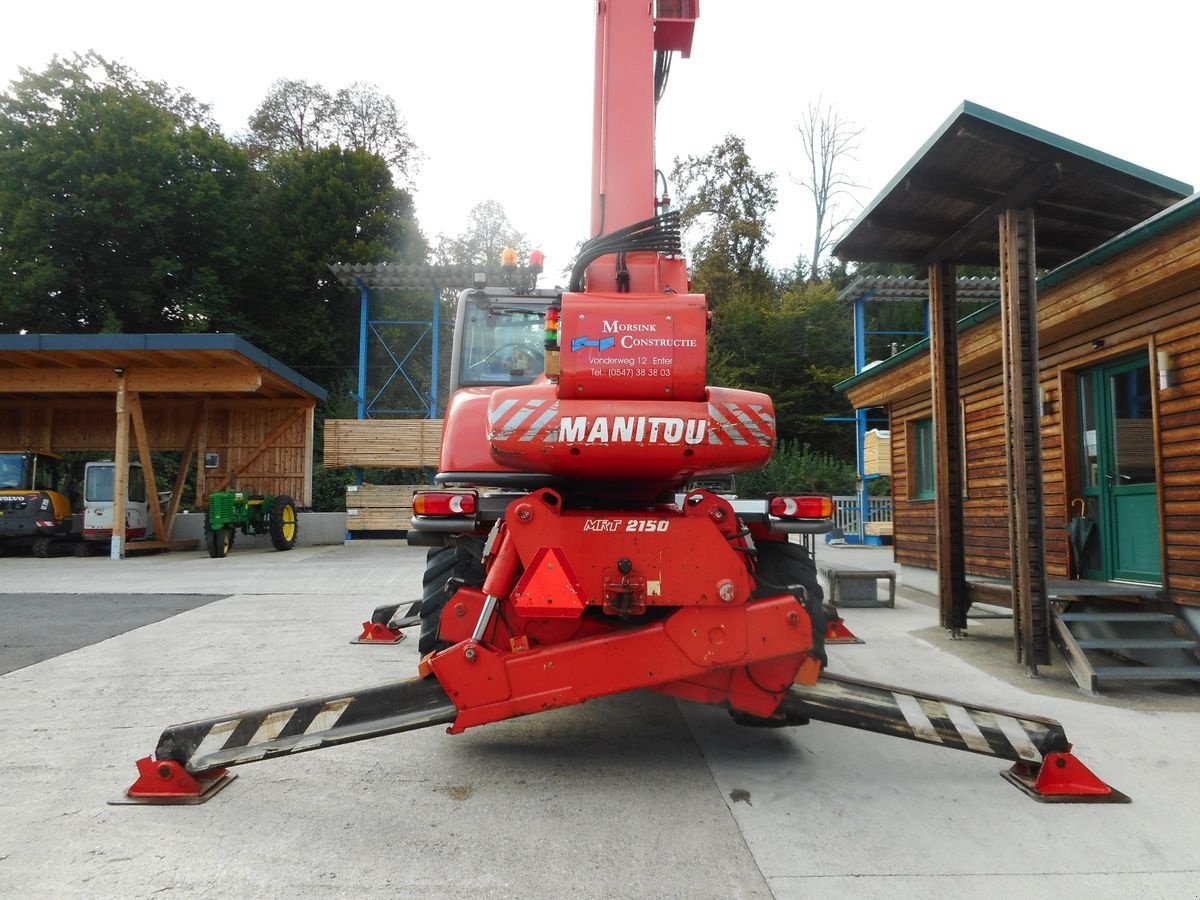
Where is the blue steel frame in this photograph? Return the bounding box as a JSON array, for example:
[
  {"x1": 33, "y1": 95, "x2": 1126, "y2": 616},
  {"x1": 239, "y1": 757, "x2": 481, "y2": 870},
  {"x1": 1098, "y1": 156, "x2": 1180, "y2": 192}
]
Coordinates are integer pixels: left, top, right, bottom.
[
  {"x1": 355, "y1": 277, "x2": 441, "y2": 420},
  {"x1": 847, "y1": 290, "x2": 928, "y2": 543}
]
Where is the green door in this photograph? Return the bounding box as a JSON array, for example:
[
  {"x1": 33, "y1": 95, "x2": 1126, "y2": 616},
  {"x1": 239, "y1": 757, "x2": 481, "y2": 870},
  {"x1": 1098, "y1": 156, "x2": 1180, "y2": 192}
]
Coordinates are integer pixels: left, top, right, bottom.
[{"x1": 1077, "y1": 355, "x2": 1161, "y2": 583}]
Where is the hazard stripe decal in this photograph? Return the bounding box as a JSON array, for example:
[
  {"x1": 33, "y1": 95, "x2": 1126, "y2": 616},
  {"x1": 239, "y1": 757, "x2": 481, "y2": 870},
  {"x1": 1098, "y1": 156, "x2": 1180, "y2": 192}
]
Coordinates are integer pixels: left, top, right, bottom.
[
  {"x1": 993, "y1": 713, "x2": 1043, "y2": 762},
  {"x1": 777, "y1": 672, "x2": 1069, "y2": 764},
  {"x1": 524, "y1": 402, "x2": 560, "y2": 442},
  {"x1": 190, "y1": 719, "x2": 240, "y2": 763},
  {"x1": 942, "y1": 703, "x2": 993, "y2": 754},
  {"x1": 487, "y1": 399, "x2": 518, "y2": 427},
  {"x1": 893, "y1": 692, "x2": 942, "y2": 743},
  {"x1": 155, "y1": 678, "x2": 458, "y2": 773},
  {"x1": 493, "y1": 399, "x2": 544, "y2": 440}
]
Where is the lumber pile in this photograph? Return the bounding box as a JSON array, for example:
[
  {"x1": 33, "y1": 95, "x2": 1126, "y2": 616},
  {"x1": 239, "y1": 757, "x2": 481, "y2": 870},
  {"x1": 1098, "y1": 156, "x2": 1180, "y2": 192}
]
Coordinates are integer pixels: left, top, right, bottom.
[
  {"x1": 863, "y1": 429, "x2": 891, "y2": 476},
  {"x1": 345, "y1": 484, "x2": 418, "y2": 533},
  {"x1": 865, "y1": 521, "x2": 894, "y2": 537},
  {"x1": 323, "y1": 419, "x2": 443, "y2": 469}
]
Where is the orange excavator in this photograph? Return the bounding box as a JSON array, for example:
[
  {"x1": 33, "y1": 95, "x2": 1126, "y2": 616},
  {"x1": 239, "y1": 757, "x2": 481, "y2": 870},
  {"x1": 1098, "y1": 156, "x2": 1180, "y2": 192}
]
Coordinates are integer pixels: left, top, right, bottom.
[{"x1": 120, "y1": 0, "x2": 1125, "y2": 806}]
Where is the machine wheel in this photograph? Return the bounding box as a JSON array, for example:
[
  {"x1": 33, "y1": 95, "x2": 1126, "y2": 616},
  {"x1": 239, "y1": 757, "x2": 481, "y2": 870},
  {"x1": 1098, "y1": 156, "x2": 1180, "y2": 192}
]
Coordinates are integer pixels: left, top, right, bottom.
[
  {"x1": 206, "y1": 524, "x2": 234, "y2": 559},
  {"x1": 32, "y1": 537, "x2": 52, "y2": 558},
  {"x1": 268, "y1": 495, "x2": 298, "y2": 551},
  {"x1": 750, "y1": 539, "x2": 826, "y2": 666},
  {"x1": 419, "y1": 535, "x2": 486, "y2": 655}
]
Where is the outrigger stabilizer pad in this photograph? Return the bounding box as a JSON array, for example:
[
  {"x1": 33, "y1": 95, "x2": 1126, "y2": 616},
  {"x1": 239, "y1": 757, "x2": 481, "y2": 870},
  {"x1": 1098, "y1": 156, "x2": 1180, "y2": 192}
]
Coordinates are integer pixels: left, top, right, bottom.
[
  {"x1": 824, "y1": 614, "x2": 863, "y2": 644},
  {"x1": 110, "y1": 757, "x2": 236, "y2": 806},
  {"x1": 351, "y1": 600, "x2": 421, "y2": 645},
  {"x1": 1002, "y1": 750, "x2": 1131, "y2": 803}
]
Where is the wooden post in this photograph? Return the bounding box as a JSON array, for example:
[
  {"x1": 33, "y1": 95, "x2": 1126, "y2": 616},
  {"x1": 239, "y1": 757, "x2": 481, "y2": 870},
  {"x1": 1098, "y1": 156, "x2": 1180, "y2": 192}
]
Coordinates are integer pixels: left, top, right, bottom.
[
  {"x1": 999, "y1": 208, "x2": 1051, "y2": 671},
  {"x1": 196, "y1": 400, "x2": 208, "y2": 509},
  {"x1": 111, "y1": 371, "x2": 130, "y2": 560},
  {"x1": 303, "y1": 403, "x2": 315, "y2": 507},
  {"x1": 928, "y1": 261, "x2": 968, "y2": 633},
  {"x1": 162, "y1": 407, "x2": 203, "y2": 539},
  {"x1": 128, "y1": 392, "x2": 167, "y2": 543}
]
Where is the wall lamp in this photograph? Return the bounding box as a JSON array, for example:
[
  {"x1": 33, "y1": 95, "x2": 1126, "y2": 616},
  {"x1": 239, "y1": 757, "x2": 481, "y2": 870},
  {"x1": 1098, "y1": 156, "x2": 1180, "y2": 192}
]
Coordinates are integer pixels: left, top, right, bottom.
[{"x1": 1157, "y1": 349, "x2": 1174, "y2": 390}]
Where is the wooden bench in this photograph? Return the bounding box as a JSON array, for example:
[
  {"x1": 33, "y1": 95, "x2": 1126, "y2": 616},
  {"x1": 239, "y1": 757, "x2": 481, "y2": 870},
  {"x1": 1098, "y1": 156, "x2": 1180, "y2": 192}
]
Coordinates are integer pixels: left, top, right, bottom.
[{"x1": 818, "y1": 563, "x2": 896, "y2": 608}]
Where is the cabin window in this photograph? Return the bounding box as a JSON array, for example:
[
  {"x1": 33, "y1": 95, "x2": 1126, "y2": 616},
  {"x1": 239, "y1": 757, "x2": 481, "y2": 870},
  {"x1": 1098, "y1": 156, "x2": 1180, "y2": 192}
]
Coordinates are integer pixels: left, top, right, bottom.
[{"x1": 910, "y1": 417, "x2": 935, "y2": 499}]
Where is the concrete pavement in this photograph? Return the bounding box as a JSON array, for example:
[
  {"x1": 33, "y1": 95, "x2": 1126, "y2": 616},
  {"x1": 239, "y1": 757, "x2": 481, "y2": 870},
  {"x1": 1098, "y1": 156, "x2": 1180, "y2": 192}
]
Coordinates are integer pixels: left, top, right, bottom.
[{"x1": 1, "y1": 541, "x2": 1197, "y2": 898}]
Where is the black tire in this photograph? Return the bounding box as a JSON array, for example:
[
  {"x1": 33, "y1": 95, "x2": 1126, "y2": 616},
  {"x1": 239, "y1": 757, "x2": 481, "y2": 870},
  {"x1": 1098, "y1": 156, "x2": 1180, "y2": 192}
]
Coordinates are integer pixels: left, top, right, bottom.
[
  {"x1": 207, "y1": 524, "x2": 233, "y2": 558},
  {"x1": 751, "y1": 539, "x2": 826, "y2": 667},
  {"x1": 419, "y1": 535, "x2": 486, "y2": 655},
  {"x1": 32, "y1": 537, "x2": 52, "y2": 558},
  {"x1": 268, "y1": 495, "x2": 298, "y2": 551}
]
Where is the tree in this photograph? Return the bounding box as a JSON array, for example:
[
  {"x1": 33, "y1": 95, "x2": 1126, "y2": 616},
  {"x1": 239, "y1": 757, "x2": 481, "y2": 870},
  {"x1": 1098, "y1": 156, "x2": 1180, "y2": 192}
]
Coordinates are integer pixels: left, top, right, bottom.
[
  {"x1": 792, "y1": 99, "x2": 862, "y2": 282},
  {"x1": 327, "y1": 83, "x2": 418, "y2": 176},
  {"x1": 670, "y1": 135, "x2": 777, "y2": 305},
  {"x1": 707, "y1": 280, "x2": 855, "y2": 457},
  {"x1": 0, "y1": 53, "x2": 254, "y2": 334},
  {"x1": 241, "y1": 147, "x2": 427, "y2": 375},
  {"x1": 245, "y1": 79, "x2": 331, "y2": 159},
  {"x1": 245, "y1": 80, "x2": 417, "y2": 180},
  {"x1": 432, "y1": 200, "x2": 529, "y2": 268}
]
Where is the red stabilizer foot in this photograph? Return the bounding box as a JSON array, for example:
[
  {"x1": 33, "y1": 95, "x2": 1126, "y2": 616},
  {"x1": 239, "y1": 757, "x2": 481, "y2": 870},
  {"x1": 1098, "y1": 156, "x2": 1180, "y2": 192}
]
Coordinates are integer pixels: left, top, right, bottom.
[
  {"x1": 825, "y1": 617, "x2": 864, "y2": 644},
  {"x1": 111, "y1": 756, "x2": 237, "y2": 805},
  {"x1": 351, "y1": 621, "x2": 405, "y2": 644},
  {"x1": 1001, "y1": 751, "x2": 1130, "y2": 803}
]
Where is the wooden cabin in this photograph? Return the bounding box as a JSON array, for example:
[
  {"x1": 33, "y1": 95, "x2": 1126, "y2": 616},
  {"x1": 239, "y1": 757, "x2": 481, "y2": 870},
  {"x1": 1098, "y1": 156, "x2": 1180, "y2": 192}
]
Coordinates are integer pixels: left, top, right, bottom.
[
  {"x1": 842, "y1": 197, "x2": 1200, "y2": 600},
  {"x1": 833, "y1": 102, "x2": 1200, "y2": 676}
]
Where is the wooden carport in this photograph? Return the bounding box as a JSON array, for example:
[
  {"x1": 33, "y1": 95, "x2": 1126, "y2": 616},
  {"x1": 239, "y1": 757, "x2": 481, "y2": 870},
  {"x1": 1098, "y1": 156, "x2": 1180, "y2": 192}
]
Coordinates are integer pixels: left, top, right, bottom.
[
  {"x1": 834, "y1": 101, "x2": 1190, "y2": 672},
  {"x1": 0, "y1": 334, "x2": 327, "y2": 558}
]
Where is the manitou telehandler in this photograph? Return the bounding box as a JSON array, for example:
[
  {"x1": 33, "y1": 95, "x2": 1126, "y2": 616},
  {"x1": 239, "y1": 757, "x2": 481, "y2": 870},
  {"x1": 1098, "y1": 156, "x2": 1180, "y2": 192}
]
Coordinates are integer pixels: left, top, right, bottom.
[{"x1": 121, "y1": 0, "x2": 1126, "y2": 805}]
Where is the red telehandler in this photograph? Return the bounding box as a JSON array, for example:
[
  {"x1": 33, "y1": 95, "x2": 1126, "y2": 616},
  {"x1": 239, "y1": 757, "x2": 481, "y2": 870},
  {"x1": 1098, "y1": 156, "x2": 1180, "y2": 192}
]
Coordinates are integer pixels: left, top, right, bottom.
[{"x1": 120, "y1": 0, "x2": 1125, "y2": 805}]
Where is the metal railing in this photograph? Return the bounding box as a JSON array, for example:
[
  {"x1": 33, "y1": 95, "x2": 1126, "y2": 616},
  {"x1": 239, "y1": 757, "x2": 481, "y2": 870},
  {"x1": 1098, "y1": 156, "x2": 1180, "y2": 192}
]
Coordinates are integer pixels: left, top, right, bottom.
[{"x1": 831, "y1": 495, "x2": 892, "y2": 533}]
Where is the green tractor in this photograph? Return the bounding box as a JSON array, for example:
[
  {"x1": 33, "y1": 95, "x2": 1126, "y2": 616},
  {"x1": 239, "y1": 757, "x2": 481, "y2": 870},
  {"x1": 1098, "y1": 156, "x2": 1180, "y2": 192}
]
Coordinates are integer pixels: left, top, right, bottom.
[{"x1": 204, "y1": 490, "x2": 299, "y2": 559}]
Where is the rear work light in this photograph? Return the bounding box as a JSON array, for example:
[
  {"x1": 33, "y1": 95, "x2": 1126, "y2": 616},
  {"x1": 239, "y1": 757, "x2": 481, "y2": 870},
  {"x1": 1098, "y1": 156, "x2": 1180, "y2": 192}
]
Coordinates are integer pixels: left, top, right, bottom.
[
  {"x1": 412, "y1": 492, "x2": 477, "y2": 517},
  {"x1": 768, "y1": 496, "x2": 834, "y2": 519}
]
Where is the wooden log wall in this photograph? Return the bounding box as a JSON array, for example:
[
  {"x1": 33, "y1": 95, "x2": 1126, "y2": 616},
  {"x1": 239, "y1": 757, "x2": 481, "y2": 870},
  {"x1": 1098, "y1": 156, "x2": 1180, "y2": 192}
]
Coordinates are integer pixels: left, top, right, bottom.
[
  {"x1": 201, "y1": 403, "x2": 312, "y2": 504},
  {"x1": 324, "y1": 419, "x2": 444, "y2": 469},
  {"x1": 873, "y1": 216, "x2": 1200, "y2": 607},
  {"x1": 0, "y1": 398, "x2": 314, "y2": 506}
]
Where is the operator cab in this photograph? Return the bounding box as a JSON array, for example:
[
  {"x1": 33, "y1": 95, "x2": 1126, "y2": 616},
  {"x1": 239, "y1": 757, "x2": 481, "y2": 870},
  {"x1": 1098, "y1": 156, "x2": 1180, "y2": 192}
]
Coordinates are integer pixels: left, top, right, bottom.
[
  {"x1": 449, "y1": 288, "x2": 556, "y2": 394},
  {"x1": 0, "y1": 451, "x2": 66, "y2": 492}
]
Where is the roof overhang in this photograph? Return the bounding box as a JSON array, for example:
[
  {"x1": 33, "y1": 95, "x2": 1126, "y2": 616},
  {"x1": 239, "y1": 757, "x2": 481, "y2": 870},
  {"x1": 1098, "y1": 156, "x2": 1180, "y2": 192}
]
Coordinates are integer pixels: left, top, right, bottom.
[
  {"x1": 835, "y1": 101, "x2": 1192, "y2": 269},
  {"x1": 0, "y1": 334, "x2": 327, "y2": 402}
]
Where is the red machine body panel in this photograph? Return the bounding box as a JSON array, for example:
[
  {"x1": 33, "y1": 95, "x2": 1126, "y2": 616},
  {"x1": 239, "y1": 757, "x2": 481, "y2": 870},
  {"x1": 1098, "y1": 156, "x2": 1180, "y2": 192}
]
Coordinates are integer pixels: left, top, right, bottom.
[
  {"x1": 558, "y1": 291, "x2": 707, "y2": 401},
  {"x1": 487, "y1": 383, "x2": 774, "y2": 482},
  {"x1": 500, "y1": 489, "x2": 754, "y2": 612}
]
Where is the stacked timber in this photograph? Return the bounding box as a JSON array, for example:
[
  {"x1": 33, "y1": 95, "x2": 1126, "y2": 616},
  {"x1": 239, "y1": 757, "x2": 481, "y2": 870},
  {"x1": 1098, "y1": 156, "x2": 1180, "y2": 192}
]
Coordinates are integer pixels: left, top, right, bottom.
[
  {"x1": 345, "y1": 484, "x2": 418, "y2": 533},
  {"x1": 863, "y1": 429, "x2": 892, "y2": 476},
  {"x1": 324, "y1": 419, "x2": 443, "y2": 469},
  {"x1": 866, "y1": 521, "x2": 895, "y2": 537}
]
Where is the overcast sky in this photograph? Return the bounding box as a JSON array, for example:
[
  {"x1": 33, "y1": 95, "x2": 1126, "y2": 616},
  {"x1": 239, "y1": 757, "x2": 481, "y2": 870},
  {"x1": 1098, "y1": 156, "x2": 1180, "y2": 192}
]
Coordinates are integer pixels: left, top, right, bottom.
[{"x1": 3, "y1": 1, "x2": 1198, "y2": 278}]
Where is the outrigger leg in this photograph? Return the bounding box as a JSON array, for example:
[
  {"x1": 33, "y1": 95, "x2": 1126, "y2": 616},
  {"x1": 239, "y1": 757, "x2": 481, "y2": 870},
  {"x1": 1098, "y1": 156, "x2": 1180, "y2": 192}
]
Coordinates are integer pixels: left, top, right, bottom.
[
  {"x1": 780, "y1": 671, "x2": 1129, "y2": 803},
  {"x1": 116, "y1": 667, "x2": 1127, "y2": 804},
  {"x1": 114, "y1": 676, "x2": 455, "y2": 804}
]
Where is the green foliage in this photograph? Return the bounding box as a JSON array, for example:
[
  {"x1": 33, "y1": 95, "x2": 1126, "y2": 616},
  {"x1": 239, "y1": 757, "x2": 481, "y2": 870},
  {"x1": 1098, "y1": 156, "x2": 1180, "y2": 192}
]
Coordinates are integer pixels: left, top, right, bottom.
[
  {"x1": 0, "y1": 53, "x2": 254, "y2": 334},
  {"x1": 670, "y1": 134, "x2": 777, "y2": 301},
  {"x1": 708, "y1": 281, "x2": 855, "y2": 458},
  {"x1": 432, "y1": 200, "x2": 529, "y2": 268},
  {"x1": 246, "y1": 79, "x2": 417, "y2": 176},
  {"x1": 239, "y1": 145, "x2": 426, "y2": 375},
  {"x1": 0, "y1": 55, "x2": 426, "y2": 387},
  {"x1": 736, "y1": 441, "x2": 857, "y2": 498}
]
